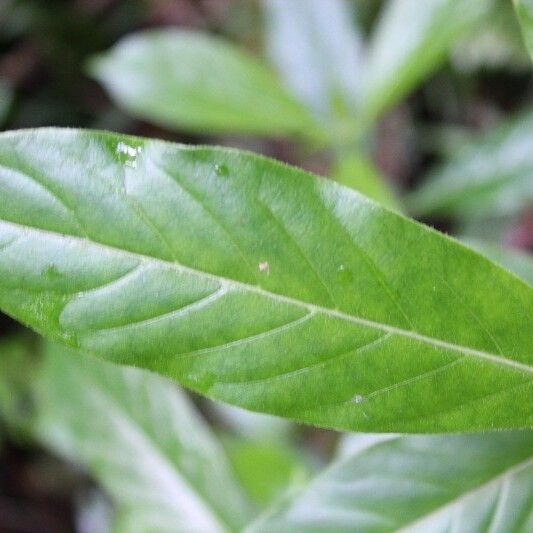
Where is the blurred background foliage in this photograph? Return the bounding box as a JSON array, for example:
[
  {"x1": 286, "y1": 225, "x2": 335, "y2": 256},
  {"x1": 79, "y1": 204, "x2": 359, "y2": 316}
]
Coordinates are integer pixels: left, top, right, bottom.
[{"x1": 0, "y1": 0, "x2": 532, "y2": 531}]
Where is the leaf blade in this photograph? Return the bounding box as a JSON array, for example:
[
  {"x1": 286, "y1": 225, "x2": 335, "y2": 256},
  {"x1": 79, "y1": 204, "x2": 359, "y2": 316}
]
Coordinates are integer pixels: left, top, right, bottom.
[
  {"x1": 514, "y1": 0, "x2": 533, "y2": 59},
  {"x1": 248, "y1": 431, "x2": 533, "y2": 532},
  {"x1": 35, "y1": 343, "x2": 251, "y2": 532},
  {"x1": 262, "y1": 0, "x2": 363, "y2": 119},
  {"x1": 407, "y1": 110, "x2": 533, "y2": 220},
  {"x1": 0, "y1": 128, "x2": 531, "y2": 433},
  {"x1": 88, "y1": 29, "x2": 319, "y2": 139},
  {"x1": 359, "y1": 0, "x2": 490, "y2": 124},
  {"x1": 461, "y1": 239, "x2": 533, "y2": 285}
]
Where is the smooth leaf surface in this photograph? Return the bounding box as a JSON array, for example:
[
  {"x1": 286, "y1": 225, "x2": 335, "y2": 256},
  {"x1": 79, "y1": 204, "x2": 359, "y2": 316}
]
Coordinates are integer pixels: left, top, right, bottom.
[
  {"x1": 33, "y1": 343, "x2": 251, "y2": 533},
  {"x1": 514, "y1": 0, "x2": 533, "y2": 58},
  {"x1": 249, "y1": 431, "x2": 533, "y2": 532},
  {"x1": 89, "y1": 29, "x2": 318, "y2": 139},
  {"x1": 225, "y1": 438, "x2": 310, "y2": 508},
  {"x1": 407, "y1": 110, "x2": 533, "y2": 219},
  {"x1": 462, "y1": 239, "x2": 533, "y2": 285},
  {"x1": 0, "y1": 129, "x2": 531, "y2": 434},
  {"x1": 359, "y1": 0, "x2": 490, "y2": 125},
  {"x1": 262, "y1": 0, "x2": 363, "y2": 120}
]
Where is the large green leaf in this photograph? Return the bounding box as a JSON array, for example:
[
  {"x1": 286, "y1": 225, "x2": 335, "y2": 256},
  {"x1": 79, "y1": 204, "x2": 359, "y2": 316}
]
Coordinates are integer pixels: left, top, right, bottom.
[
  {"x1": 514, "y1": 0, "x2": 533, "y2": 58},
  {"x1": 0, "y1": 128, "x2": 531, "y2": 434},
  {"x1": 249, "y1": 431, "x2": 533, "y2": 532},
  {"x1": 88, "y1": 29, "x2": 319, "y2": 139},
  {"x1": 359, "y1": 0, "x2": 490, "y2": 125},
  {"x1": 407, "y1": 110, "x2": 533, "y2": 219},
  {"x1": 262, "y1": 0, "x2": 363, "y2": 120},
  {"x1": 33, "y1": 343, "x2": 251, "y2": 532}
]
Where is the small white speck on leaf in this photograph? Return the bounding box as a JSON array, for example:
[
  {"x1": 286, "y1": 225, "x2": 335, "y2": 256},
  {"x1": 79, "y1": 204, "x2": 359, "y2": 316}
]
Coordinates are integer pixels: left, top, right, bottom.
[
  {"x1": 259, "y1": 261, "x2": 269, "y2": 273},
  {"x1": 353, "y1": 394, "x2": 365, "y2": 404},
  {"x1": 116, "y1": 142, "x2": 142, "y2": 168}
]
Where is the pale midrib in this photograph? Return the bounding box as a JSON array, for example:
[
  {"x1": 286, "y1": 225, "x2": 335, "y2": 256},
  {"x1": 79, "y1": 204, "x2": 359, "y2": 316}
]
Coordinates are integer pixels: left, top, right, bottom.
[
  {"x1": 85, "y1": 381, "x2": 231, "y2": 532},
  {"x1": 397, "y1": 455, "x2": 533, "y2": 532},
  {"x1": 1, "y1": 219, "x2": 532, "y2": 374},
  {"x1": 246, "y1": 445, "x2": 533, "y2": 532}
]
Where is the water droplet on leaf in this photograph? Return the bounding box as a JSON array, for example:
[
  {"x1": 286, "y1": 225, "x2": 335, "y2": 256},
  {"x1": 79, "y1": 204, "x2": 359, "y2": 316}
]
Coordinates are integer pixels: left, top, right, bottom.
[
  {"x1": 215, "y1": 163, "x2": 229, "y2": 177},
  {"x1": 116, "y1": 141, "x2": 142, "y2": 168},
  {"x1": 336, "y1": 264, "x2": 353, "y2": 283}
]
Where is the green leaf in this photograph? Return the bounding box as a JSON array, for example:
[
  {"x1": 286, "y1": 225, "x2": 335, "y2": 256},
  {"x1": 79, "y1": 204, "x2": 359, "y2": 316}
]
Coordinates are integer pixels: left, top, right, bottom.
[
  {"x1": 514, "y1": 0, "x2": 533, "y2": 59},
  {"x1": 225, "y1": 438, "x2": 310, "y2": 508},
  {"x1": 88, "y1": 29, "x2": 319, "y2": 139},
  {"x1": 210, "y1": 402, "x2": 294, "y2": 442},
  {"x1": 249, "y1": 431, "x2": 533, "y2": 532},
  {"x1": 0, "y1": 128, "x2": 531, "y2": 434},
  {"x1": 33, "y1": 343, "x2": 252, "y2": 532},
  {"x1": 457, "y1": 214, "x2": 519, "y2": 247},
  {"x1": 461, "y1": 239, "x2": 533, "y2": 285},
  {"x1": 331, "y1": 152, "x2": 401, "y2": 210},
  {"x1": 407, "y1": 110, "x2": 533, "y2": 219},
  {"x1": 452, "y1": 1, "x2": 530, "y2": 71},
  {"x1": 359, "y1": 0, "x2": 490, "y2": 125},
  {"x1": 0, "y1": 335, "x2": 38, "y2": 439},
  {"x1": 262, "y1": 0, "x2": 363, "y2": 120}
]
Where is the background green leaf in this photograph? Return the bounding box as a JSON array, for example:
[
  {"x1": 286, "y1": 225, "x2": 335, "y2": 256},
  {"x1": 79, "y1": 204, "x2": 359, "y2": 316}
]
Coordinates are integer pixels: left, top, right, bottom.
[
  {"x1": 209, "y1": 401, "x2": 293, "y2": 443},
  {"x1": 249, "y1": 431, "x2": 533, "y2": 532},
  {"x1": 225, "y1": 439, "x2": 311, "y2": 508},
  {"x1": 0, "y1": 129, "x2": 531, "y2": 434},
  {"x1": 262, "y1": 0, "x2": 363, "y2": 121},
  {"x1": 88, "y1": 29, "x2": 319, "y2": 139},
  {"x1": 0, "y1": 335, "x2": 38, "y2": 440},
  {"x1": 359, "y1": 0, "x2": 491, "y2": 125},
  {"x1": 33, "y1": 343, "x2": 251, "y2": 532},
  {"x1": 514, "y1": 0, "x2": 533, "y2": 58},
  {"x1": 407, "y1": 110, "x2": 533, "y2": 220}
]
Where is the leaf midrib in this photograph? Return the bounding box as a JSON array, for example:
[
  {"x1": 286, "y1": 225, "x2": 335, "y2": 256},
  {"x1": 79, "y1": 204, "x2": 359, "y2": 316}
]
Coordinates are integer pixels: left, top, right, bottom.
[
  {"x1": 247, "y1": 441, "x2": 533, "y2": 532},
  {"x1": 1, "y1": 218, "x2": 531, "y2": 374},
  {"x1": 397, "y1": 455, "x2": 533, "y2": 531},
  {"x1": 80, "y1": 374, "x2": 231, "y2": 532}
]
